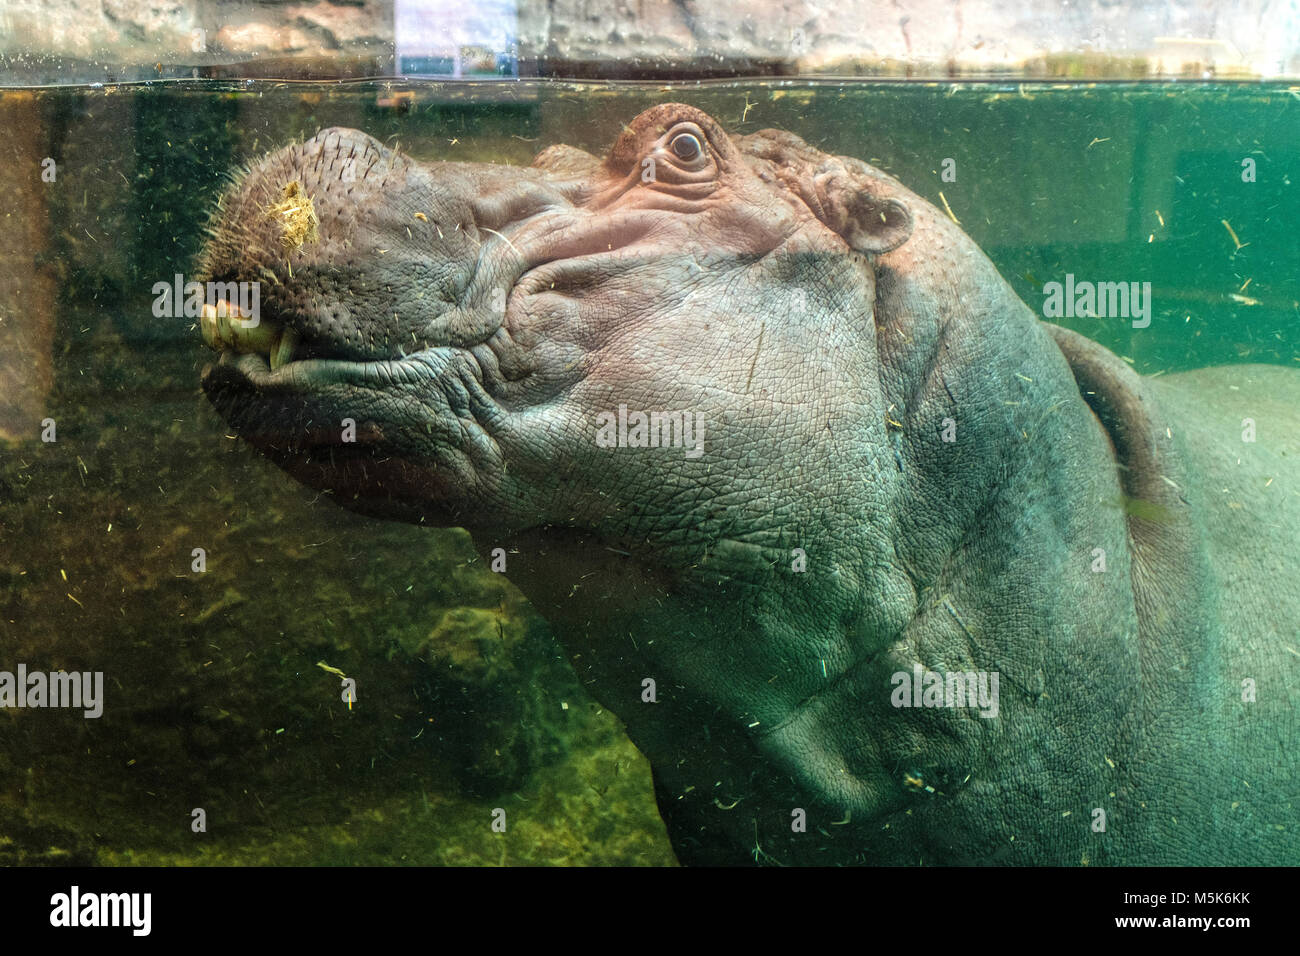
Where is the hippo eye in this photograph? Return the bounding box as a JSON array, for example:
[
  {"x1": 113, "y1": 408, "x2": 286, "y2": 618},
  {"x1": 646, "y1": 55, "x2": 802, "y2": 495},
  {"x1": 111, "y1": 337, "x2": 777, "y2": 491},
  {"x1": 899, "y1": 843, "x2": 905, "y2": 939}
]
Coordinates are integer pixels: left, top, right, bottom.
[{"x1": 669, "y1": 132, "x2": 704, "y2": 163}]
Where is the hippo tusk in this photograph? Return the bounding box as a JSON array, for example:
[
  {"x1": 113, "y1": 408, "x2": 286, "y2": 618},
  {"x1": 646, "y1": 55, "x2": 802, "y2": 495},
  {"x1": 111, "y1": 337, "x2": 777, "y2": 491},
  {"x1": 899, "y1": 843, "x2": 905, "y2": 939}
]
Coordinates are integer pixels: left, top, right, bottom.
[{"x1": 201, "y1": 300, "x2": 295, "y2": 369}]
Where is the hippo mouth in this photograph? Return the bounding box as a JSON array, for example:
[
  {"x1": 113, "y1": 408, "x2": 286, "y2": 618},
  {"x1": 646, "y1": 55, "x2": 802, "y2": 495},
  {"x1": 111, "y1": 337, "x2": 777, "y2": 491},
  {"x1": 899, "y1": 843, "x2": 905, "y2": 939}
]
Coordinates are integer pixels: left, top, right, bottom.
[
  {"x1": 199, "y1": 294, "x2": 506, "y2": 522},
  {"x1": 199, "y1": 297, "x2": 461, "y2": 392},
  {"x1": 198, "y1": 294, "x2": 454, "y2": 432}
]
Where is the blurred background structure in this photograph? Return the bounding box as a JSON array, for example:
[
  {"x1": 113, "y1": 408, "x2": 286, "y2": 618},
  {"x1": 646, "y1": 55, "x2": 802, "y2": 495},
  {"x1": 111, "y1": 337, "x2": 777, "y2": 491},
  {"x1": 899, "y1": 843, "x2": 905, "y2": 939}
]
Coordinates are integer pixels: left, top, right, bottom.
[{"x1": 1, "y1": 0, "x2": 1298, "y2": 84}]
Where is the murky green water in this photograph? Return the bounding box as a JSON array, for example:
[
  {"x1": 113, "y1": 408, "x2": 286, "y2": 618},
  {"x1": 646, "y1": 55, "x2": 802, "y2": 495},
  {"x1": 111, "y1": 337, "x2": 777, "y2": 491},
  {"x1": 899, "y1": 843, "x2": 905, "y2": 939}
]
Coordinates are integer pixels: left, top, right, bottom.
[{"x1": 0, "y1": 79, "x2": 1296, "y2": 865}]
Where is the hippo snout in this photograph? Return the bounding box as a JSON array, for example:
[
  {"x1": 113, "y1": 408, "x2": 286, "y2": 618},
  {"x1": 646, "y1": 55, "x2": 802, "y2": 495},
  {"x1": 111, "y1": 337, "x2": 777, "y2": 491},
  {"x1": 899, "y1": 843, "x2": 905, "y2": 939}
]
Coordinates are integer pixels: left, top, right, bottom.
[{"x1": 197, "y1": 128, "x2": 525, "y2": 368}]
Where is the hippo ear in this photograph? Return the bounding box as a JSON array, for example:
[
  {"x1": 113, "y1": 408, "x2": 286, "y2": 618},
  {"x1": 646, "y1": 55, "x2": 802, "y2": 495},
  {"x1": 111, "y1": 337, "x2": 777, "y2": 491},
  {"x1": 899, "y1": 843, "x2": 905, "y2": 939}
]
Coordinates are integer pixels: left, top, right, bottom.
[{"x1": 812, "y1": 167, "x2": 914, "y2": 256}]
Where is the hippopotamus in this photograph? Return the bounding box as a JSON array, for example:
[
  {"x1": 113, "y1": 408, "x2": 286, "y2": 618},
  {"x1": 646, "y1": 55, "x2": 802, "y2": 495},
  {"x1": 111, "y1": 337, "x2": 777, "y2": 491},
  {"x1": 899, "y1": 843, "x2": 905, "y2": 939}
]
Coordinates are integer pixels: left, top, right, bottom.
[{"x1": 197, "y1": 103, "x2": 1299, "y2": 865}]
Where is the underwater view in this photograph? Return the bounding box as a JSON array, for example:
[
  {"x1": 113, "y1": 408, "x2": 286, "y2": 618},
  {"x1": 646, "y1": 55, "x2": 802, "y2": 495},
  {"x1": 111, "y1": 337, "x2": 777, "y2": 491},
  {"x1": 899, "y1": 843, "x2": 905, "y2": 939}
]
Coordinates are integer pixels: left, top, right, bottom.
[{"x1": 0, "y1": 78, "x2": 1296, "y2": 866}]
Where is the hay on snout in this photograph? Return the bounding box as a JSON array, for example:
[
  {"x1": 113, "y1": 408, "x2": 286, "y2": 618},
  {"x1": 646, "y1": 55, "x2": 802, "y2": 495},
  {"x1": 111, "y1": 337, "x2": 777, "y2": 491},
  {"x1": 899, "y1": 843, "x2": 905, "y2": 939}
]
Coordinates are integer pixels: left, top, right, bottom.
[{"x1": 264, "y1": 180, "x2": 319, "y2": 252}]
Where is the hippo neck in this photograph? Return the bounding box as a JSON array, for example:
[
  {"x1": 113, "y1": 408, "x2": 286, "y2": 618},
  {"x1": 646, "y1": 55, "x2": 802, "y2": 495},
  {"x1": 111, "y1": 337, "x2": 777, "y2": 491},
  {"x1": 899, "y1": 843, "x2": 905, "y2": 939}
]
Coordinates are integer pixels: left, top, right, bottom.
[
  {"x1": 865, "y1": 246, "x2": 1218, "y2": 857},
  {"x1": 474, "y1": 524, "x2": 887, "y2": 732}
]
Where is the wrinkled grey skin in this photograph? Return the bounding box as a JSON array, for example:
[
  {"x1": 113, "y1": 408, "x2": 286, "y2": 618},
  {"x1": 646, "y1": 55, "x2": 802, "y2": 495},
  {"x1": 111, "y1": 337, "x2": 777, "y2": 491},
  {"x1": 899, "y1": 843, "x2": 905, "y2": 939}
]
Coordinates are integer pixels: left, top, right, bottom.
[{"x1": 200, "y1": 104, "x2": 1299, "y2": 865}]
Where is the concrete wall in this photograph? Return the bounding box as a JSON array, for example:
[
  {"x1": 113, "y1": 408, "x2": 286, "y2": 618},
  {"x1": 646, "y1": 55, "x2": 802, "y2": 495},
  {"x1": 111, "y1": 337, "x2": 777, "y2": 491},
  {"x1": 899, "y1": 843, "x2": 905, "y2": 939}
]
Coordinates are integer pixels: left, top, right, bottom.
[{"x1": 1, "y1": 0, "x2": 1298, "y2": 83}]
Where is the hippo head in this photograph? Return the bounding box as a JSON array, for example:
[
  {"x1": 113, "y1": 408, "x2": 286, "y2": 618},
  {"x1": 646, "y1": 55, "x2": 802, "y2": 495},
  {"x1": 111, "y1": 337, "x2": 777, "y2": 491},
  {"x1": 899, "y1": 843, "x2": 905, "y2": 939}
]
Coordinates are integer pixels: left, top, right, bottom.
[
  {"x1": 200, "y1": 104, "x2": 1139, "y2": 864},
  {"x1": 199, "y1": 104, "x2": 914, "y2": 530}
]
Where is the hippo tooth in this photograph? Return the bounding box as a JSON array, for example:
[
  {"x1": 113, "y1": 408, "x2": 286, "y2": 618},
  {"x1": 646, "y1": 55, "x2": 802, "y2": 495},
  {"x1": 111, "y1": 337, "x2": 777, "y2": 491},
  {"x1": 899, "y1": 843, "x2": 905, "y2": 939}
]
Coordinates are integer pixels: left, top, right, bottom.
[
  {"x1": 229, "y1": 315, "x2": 280, "y2": 355},
  {"x1": 199, "y1": 302, "x2": 223, "y2": 350},
  {"x1": 199, "y1": 300, "x2": 281, "y2": 354},
  {"x1": 271, "y1": 327, "x2": 298, "y2": 370}
]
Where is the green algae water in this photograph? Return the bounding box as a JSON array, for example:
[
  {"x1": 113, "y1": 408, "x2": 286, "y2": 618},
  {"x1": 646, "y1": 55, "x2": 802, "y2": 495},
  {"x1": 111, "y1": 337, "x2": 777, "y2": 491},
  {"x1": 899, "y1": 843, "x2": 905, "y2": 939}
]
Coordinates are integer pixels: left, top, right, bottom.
[{"x1": 0, "y1": 79, "x2": 1296, "y2": 865}]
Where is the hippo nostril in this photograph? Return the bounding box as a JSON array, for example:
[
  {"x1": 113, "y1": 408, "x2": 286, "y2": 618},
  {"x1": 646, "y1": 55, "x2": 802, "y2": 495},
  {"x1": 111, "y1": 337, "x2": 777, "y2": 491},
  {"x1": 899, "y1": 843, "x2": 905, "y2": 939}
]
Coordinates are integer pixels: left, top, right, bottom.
[{"x1": 670, "y1": 132, "x2": 703, "y2": 162}]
